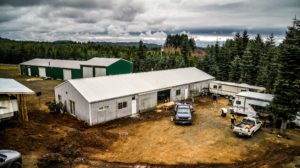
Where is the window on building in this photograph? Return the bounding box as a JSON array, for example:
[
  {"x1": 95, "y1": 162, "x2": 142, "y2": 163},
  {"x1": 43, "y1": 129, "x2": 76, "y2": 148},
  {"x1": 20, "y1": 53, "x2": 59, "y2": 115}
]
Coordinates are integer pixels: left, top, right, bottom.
[
  {"x1": 236, "y1": 100, "x2": 241, "y2": 105},
  {"x1": 213, "y1": 85, "x2": 218, "y2": 89},
  {"x1": 69, "y1": 100, "x2": 75, "y2": 115},
  {"x1": 123, "y1": 102, "x2": 127, "y2": 108},
  {"x1": 58, "y1": 95, "x2": 61, "y2": 102},
  {"x1": 118, "y1": 103, "x2": 123, "y2": 109},
  {"x1": 219, "y1": 85, "x2": 222, "y2": 89},
  {"x1": 99, "y1": 106, "x2": 109, "y2": 112},
  {"x1": 241, "y1": 89, "x2": 247, "y2": 92},
  {"x1": 118, "y1": 101, "x2": 128, "y2": 109},
  {"x1": 176, "y1": 89, "x2": 181, "y2": 96}
]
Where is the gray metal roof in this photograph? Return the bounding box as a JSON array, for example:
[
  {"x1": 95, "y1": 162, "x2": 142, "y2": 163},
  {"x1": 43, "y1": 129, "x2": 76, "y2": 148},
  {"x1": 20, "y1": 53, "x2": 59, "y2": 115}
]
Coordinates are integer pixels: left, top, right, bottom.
[
  {"x1": 0, "y1": 78, "x2": 34, "y2": 94},
  {"x1": 236, "y1": 91, "x2": 273, "y2": 102},
  {"x1": 58, "y1": 67, "x2": 215, "y2": 103},
  {"x1": 212, "y1": 81, "x2": 266, "y2": 91},
  {"x1": 20, "y1": 58, "x2": 85, "y2": 69},
  {"x1": 80, "y1": 57, "x2": 121, "y2": 67},
  {"x1": 20, "y1": 57, "x2": 126, "y2": 69}
]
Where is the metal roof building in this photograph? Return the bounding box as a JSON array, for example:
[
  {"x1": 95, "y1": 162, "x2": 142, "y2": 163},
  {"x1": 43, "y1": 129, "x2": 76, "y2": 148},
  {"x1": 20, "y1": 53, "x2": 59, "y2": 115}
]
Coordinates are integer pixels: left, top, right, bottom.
[
  {"x1": 20, "y1": 57, "x2": 133, "y2": 80},
  {"x1": 55, "y1": 67, "x2": 215, "y2": 125},
  {"x1": 0, "y1": 78, "x2": 34, "y2": 121}
]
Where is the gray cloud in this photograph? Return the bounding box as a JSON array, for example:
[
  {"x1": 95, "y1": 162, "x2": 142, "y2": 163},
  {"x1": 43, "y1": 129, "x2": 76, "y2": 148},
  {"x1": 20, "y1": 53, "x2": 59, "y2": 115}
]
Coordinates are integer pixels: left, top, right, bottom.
[{"x1": 0, "y1": 0, "x2": 299, "y2": 45}]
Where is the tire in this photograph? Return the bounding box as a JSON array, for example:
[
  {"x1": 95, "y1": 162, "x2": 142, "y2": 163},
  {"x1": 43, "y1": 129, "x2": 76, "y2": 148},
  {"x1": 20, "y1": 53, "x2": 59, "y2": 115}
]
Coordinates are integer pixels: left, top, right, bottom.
[
  {"x1": 10, "y1": 162, "x2": 22, "y2": 168},
  {"x1": 250, "y1": 132, "x2": 254, "y2": 138}
]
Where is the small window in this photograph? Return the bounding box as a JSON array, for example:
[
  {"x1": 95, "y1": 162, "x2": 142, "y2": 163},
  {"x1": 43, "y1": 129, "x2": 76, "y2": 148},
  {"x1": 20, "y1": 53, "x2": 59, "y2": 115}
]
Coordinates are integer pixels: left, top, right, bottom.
[
  {"x1": 99, "y1": 106, "x2": 109, "y2": 112},
  {"x1": 58, "y1": 95, "x2": 61, "y2": 101},
  {"x1": 132, "y1": 96, "x2": 135, "y2": 100},
  {"x1": 236, "y1": 100, "x2": 241, "y2": 105},
  {"x1": 241, "y1": 89, "x2": 247, "y2": 92},
  {"x1": 118, "y1": 103, "x2": 123, "y2": 109},
  {"x1": 219, "y1": 85, "x2": 222, "y2": 89},
  {"x1": 123, "y1": 102, "x2": 127, "y2": 108},
  {"x1": 213, "y1": 85, "x2": 217, "y2": 89},
  {"x1": 176, "y1": 89, "x2": 181, "y2": 96}
]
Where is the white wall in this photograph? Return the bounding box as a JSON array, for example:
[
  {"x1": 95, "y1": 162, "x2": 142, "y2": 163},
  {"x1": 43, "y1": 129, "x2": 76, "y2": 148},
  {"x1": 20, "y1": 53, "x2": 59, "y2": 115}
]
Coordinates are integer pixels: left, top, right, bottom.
[
  {"x1": 171, "y1": 85, "x2": 189, "y2": 102},
  {"x1": 55, "y1": 82, "x2": 90, "y2": 123},
  {"x1": 90, "y1": 95, "x2": 133, "y2": 125},
  {"x1": 138, "y1": 92, "x2": 157, "y2": 112}
]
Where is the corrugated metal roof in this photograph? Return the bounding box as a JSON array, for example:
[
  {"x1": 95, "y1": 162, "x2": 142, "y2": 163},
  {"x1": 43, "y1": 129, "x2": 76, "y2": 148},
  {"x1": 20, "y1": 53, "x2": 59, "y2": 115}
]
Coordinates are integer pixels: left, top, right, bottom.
[
  {"x1": 20, "y1": 57, "x2": 125, "y2": 69},
  {"x1": 236, "y1": 91, "x2": 273, "y2": 102},
  {"x1": 0, "y1": 78, "x2": 34, "y2": 94},
  {"x1": 20, "y1": 58, "x2": 85, "y2": 69},
  {"x1": 61, "y1": 67, "x2": 214, "y2": 103},
  {"x1": 80, "y1": 57, "x2": 121, "y2": 67},
  {"x1": 212, "y1": 81, "x2": 266, "y2": 91}
]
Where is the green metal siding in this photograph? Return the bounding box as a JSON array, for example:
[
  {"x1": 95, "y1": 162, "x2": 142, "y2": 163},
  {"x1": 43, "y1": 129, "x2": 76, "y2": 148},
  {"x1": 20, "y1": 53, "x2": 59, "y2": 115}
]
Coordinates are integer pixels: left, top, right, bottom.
[
  {"x1": 106, "y1": 60, "x2": 133, "y2": 75},
  {"x1": 46, "y1": 67, "x2": 63, "y2": 79},
  {"x1": 31, "y1": 66, "x2": 39, "y2": 76},
  {"x1": 71, "y1": 69, "x2": 82, "y2": 79},
  {"x1": 20, "y1": 65, "x2": 27, "y2": 75}
]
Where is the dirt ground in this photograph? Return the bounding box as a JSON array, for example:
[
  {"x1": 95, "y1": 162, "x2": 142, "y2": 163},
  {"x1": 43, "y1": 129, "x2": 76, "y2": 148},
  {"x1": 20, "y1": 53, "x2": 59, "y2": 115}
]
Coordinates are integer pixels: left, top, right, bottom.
[{"x1": 1, "y1": 65, "x2": 300, "y2": 168}]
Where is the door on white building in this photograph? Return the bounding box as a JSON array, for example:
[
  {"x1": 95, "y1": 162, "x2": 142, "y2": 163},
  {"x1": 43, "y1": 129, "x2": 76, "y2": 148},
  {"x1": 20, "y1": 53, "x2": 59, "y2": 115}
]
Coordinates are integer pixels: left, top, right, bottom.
[
  {"x1": 83, "y1": 66, "x2": 93, "y2": 78},
  {"x1": 39, "y1": 67, "x2": 46, "y2": 77},
  {"x1": 95, "y1": 67, "x2": 106, "y2": 77},
  {"x1": 63, "y1": 69, "x2": 72, "y2": 80},
  {"x1": 132, "y1": 97, "x2": 137, "y2": 115},
  {"x1": 184, "y1": 88, "x2": 188, "y2": 99},
  {"x1": 27, "y1": 67, "x2": 31, "y2": 76}
]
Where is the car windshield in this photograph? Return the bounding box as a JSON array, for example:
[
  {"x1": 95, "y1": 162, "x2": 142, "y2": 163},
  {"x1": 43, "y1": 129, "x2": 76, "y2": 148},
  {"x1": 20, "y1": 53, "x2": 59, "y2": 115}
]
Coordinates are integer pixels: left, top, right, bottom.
[
  {"x1": 177, "y1": 108, "x2": 190, "y2": 114},
  {"x1": 0, "y1": 153, "x2": 6, "y2": 161}
]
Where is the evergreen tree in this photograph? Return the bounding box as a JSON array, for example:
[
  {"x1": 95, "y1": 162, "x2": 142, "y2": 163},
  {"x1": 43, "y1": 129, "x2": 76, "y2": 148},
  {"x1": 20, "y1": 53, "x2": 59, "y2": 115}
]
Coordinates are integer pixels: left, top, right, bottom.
[
  {"x1": 239, "y1": 43, "x2": 254, "y2": 84},
  {"x1": 229, "y1": 56, "x2": 241, "y2": 82},
  {"x1": 268, "y1": 19, "x2": 300, "y2": 135}
]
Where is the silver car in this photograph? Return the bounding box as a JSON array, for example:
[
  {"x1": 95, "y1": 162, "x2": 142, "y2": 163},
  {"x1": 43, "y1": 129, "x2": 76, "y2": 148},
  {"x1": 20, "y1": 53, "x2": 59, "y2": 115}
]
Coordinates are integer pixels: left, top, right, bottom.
[{"x1": 0, "y1": 150, "x2": 22, "y2": 168}]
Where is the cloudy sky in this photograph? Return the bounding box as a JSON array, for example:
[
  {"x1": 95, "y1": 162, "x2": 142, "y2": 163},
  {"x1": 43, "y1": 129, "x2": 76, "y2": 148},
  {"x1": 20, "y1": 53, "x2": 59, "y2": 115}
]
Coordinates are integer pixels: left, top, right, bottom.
[{"x1": 0, "y1": 0, "x2": 299, "y2": 46}]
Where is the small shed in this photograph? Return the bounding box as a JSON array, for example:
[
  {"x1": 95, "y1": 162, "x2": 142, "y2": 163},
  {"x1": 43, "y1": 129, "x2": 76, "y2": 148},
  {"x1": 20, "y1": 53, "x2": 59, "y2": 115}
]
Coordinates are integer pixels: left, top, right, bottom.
[
  {"x1": 20, "y1": 57, "x2": 133, "y2": 80},
  {"x1": 55, "y1": 67, "x2": 215, "y2": 125},
  {"x1": 0, "y1": 78, "x2": 34, "y2": 122}
]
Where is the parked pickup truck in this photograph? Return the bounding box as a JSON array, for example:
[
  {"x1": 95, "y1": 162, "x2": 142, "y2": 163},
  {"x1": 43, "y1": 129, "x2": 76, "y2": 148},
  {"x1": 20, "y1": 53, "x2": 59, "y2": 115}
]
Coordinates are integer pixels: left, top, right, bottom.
[
  {"x1": 172, "y1": 104, "x2": 193, "y2": 125},
  {"x1": 233, "y1": 117, "x2": 263, "y2": 137}
]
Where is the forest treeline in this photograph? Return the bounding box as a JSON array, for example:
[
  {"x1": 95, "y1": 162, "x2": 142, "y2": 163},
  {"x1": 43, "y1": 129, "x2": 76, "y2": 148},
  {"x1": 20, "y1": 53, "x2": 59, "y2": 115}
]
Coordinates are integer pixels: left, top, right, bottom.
[{"x1": 0, "y1": 20, "x2": 296, "y2": 95}]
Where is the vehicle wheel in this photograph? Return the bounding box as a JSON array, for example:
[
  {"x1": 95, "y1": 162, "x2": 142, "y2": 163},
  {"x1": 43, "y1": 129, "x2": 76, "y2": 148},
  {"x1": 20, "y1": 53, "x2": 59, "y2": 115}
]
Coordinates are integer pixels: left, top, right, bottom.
[
  {"x1": 250, "y1": 132, "x2": 254, "y2": 138},
  {"x1": 11, "y1": 162, "x2": 22, "y2": 168}
]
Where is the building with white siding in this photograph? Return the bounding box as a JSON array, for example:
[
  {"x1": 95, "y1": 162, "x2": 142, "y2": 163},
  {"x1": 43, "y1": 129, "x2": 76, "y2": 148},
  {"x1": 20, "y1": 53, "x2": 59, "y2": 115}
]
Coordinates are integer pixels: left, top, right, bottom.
[{"x1": 54, "y1": 67, "x2": 215, "y2": 125}]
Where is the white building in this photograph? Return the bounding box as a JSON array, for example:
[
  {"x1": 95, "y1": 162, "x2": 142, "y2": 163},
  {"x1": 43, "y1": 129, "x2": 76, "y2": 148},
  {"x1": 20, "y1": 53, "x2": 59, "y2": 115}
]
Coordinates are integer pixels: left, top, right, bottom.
[
  {"x1": 210, "y1": 81, "x2": 266, "y2": 97},
  {"x1": 0, "y1": 78, "x2": 34, "y2": 121},
  {"x1": 55, "y1": 67, "x2": 215, "y2": 125}
]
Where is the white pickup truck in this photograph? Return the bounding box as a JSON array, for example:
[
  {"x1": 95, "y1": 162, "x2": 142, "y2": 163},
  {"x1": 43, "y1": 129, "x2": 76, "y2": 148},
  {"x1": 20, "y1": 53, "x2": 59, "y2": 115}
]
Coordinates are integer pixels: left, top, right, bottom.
[{"x1": 233, "y1": 117, "x2": 263, "y2": 137}]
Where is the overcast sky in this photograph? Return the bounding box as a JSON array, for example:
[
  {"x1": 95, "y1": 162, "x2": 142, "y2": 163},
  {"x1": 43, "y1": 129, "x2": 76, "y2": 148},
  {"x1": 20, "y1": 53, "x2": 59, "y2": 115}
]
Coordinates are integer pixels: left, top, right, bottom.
[{"x1": 0, "y1": 0, "x2": 299, "y2": 46}]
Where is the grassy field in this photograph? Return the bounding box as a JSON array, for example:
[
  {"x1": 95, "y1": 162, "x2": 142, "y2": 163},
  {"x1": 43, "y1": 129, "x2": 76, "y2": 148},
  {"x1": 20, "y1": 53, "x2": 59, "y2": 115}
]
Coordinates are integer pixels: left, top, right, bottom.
[{"x1": 0, "y1": 65, "x2": 300, "y2": 168}]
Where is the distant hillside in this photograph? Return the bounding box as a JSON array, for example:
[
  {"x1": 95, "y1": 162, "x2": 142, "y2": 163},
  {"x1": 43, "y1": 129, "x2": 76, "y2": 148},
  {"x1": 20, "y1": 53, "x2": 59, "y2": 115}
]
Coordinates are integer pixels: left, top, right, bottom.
[{"x1": 0, "y1": 37, "x2": 161, "y2": 49}]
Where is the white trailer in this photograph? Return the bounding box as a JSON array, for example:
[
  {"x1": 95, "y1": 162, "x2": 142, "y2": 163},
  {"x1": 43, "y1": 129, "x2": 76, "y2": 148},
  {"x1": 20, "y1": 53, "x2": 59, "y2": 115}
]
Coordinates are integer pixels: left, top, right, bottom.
[
  {"x1": 210, "y1": 81, "x2": 265, "y2": 97},
  {"x1": 232, "y1": 92, "x2": 273, "y2": 117}
]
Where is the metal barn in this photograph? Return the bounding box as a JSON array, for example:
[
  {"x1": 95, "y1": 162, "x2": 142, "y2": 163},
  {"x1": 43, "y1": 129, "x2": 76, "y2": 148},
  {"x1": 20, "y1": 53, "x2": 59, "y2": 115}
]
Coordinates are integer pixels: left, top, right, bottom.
[
  {"x1": 0, "y1": 78, "x2": 34, "y2": 122},
  {"x1": 20, "y1": 57, "x2": 133, "y2": 80},
  {"x1": 54, "y1": 67, "x2": 215, "y2": 125}
]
